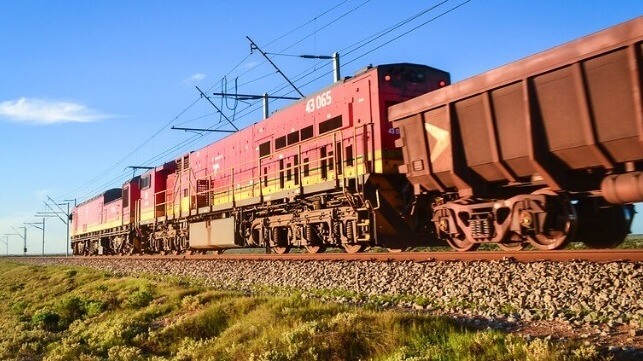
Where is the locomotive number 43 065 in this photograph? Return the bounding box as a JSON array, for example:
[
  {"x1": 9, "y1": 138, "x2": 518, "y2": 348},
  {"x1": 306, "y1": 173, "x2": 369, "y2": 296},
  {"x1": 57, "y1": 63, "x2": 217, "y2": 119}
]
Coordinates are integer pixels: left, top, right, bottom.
[{"x1": 305, "y1": 90, "x2": 332, "y2": 113}]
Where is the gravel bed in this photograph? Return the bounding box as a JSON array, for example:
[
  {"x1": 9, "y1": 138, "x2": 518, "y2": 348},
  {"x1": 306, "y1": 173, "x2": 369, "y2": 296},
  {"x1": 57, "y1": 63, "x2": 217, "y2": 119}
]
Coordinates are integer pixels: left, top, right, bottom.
[{"x1": 14, "y1": 257, "x2": 643, "y2": 352}]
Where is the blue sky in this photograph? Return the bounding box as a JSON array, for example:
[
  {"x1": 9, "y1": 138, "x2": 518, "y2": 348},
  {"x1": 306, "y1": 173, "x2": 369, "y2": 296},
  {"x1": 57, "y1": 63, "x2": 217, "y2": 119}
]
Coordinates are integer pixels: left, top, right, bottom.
[{"x1": 1, "y1": 0, "x2": 641, "y2": 254}]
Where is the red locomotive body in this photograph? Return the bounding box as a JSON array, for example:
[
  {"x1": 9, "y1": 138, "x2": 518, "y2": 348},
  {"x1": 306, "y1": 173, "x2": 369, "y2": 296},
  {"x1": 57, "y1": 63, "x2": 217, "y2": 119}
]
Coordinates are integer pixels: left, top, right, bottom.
[
  {"x1": 71, "y1": 189, "x2": 121, "y2": 236},
  {"x1": 122, "y1": 176, "x2": 140, "y2": 226},
  {"x1": 137, "y1": 162, "x2": 176, "y2": 224},
  {"x1": 71, "y1": 188, "x2": 123, "y2": 254},
  {"x1": 71, "y1": 63, "x2": 450, "y2": 255},
  {"x1": 178, "y1": 63, "x2": 450, "y2": 252}
]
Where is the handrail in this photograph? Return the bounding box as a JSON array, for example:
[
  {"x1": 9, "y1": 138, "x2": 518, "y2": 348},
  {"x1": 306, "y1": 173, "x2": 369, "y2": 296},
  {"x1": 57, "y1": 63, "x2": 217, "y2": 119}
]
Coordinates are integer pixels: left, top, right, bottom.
[{"x1": 189, "y1": 122, "x2": 386, "y2": 209}]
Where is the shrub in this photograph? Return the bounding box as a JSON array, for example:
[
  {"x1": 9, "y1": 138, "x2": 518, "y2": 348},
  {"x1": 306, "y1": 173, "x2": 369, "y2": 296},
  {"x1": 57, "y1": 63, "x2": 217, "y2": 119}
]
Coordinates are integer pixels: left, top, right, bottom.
[
  {"x1": 85, "y1": 301, "x2": 106, "y2": 317},
  {"x1": 32, "y1": 308, "x2": 61, "y2": 332},
  {"x1": 180, "y1": 294, "x2": 201, "y2": 311},
  {"x1": 11, "y1": 300, "x2": 28, "y2": 315},
  {"x1": 126, "y1": 289, "x2": 154, "y2": 309},
  {"x1": 65, "y1": 269, "x2": 78, "y2": 278},
  {"x1": 57, "y1": 296, "x2": 86, "y2": 323}
]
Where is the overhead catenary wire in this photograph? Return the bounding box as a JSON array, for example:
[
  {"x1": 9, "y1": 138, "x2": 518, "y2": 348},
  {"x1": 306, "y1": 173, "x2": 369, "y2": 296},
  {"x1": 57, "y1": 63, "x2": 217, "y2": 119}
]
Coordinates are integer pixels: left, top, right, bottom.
[
  {"x1": 251, "y1": 0, "x2": 468, "y2": 104},
  {"x1": 218, "y1": 0, "x2": 369, "y2": 90},
  {"x1": 61, "y1": 1, "x2": 355, "y2": 203},
  {"x1": 192, "y1": 0, "x2": 470, "y2": 132},
  {"x1": 262, "y1": 0, "x2": 350, "y2": 48},
  {"x1": 222, "y1": 0, "x2": 458, "y2": 122},
  {"x1": 60, "y1": 95, "x2": 204, "y2": 200},
  {"x1": 270, "y1": 0, "x2": 372, "y2": 55},
  {"x1": 344, "y1": 0, "x2": 472, "y2": 60},
  {"x1": 210, "y1": 0, "x2": 471, "y2": 132},
  {"x1": 63, "y1": 0, "x2": 472, "y2": 204}
]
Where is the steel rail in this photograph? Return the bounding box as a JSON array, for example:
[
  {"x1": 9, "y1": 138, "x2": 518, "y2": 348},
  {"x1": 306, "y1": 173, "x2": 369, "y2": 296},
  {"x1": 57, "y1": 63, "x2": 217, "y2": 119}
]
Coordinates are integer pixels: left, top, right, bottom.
[{"x1": 15, "y1": 249, "x2": 643, "y2": 263}]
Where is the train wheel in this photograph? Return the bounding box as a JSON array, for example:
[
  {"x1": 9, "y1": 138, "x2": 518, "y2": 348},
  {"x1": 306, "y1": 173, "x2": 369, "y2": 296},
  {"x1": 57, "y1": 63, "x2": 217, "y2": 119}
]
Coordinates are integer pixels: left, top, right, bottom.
[
  {"x1": 180, "y1": 236, "x2": 189, "y2": 253},
  {"x1": 271, "y1": 246, "x2": 290, "y2": 254},
  {"x1": 577, "y1": 204, "x2": 632, "y2": 248},
  {"x1": 445, "y1": 236, "x2": 479, "y2": 252},
  {"x1": 343, "y1": 244, "x2": 366, "y2": 253},
  {"x1": 305, "y1": 245, "x2": 326, "y2": 254},
  {"x1": 528, "y1": 190, "x2": 576, "y2": 250},
  {"x1": 132, "y1": 237, "x2": 143, "y2": 254}
]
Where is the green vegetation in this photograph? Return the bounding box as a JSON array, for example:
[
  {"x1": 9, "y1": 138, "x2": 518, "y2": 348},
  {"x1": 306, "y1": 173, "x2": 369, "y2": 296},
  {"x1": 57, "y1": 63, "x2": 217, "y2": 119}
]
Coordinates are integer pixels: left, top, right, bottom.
[{"x1": 0, "y1": 261, "x2": 609, "y2": 360}]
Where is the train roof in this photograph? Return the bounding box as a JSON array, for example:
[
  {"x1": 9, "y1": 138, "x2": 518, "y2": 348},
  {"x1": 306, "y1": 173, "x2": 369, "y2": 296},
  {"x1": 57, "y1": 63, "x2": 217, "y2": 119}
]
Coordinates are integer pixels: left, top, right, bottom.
[
  {"x1": 176, "y1": 62, "x2": 444, "y2": 161},
  {"x1": 233, "y1": 62, "x2": 446, "y2": 128},
  {"x1": 390, "y1": 16, "x2": 643, "y2": 120},
  {"x1": 75, "y1": 188, "x2": 122, "y2": 208}
]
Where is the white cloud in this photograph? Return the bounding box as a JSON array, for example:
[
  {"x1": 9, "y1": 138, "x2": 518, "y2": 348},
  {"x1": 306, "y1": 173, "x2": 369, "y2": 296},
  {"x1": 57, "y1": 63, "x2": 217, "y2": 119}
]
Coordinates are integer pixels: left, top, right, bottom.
[
  {"x1": 0, "y1": 97, "x2": 109, "y2": 124},
  {"x1": 190, "y1": 73, "x2": 206, "y2": 81},
  {"x1": 183, "y1": 73, "x2": 206, "y2": 85}
]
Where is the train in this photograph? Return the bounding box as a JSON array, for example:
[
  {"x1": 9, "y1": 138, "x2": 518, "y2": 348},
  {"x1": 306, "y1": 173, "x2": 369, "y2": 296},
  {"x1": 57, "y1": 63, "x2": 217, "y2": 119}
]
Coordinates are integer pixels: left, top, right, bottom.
[{"x1": 70, "y1": 17, "x2": 643, "y2": 255}]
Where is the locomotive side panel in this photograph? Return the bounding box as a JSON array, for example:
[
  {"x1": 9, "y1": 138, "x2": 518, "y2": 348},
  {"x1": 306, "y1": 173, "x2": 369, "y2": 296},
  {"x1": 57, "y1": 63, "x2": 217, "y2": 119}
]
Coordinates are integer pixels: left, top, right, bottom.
[
  {"x1": 71, "y1": 188, "x2": 123, "y2": 255},
  {"x1": 137, "y1": 162, "x2": 176, "y2": 224},
  {"x1": 101, "y1": 198, "x2": 123, "y2": 230},
  {"x1": 122, "y1": 177, "x2": 140, "y2": 225},
  {"x1": 71, "y1": 188, "x2": 121, "y2": 237}
]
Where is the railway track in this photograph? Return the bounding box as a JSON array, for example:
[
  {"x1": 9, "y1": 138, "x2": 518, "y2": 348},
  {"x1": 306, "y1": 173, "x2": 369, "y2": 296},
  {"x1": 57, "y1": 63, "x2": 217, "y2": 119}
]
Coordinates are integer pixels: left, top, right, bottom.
[{"x1": 22, "y1": 249, "x2": 643, "y2": 263}]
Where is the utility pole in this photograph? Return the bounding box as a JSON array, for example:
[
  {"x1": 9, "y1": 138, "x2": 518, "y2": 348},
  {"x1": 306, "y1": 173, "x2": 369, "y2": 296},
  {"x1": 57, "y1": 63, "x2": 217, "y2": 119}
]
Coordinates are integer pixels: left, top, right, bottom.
[
  {"x1": 27, "y1": 218, "x2": 45, "y2": 257},
  {"x1": 60, "y1": 199, "x2": 75, "y2": 257},
  {"x1": 1, "y1": 235, "x2": 8, "y2": 255},
  {"x1": 11, "y1": 225, "x2": 27, "y2": 255},
  {"x1": 209, "y1": 92, "x2": 299, "y2": 120},
  {"x1": 300, "y1": 52, "x2": 341, "y2": 83},
  {"x1": 37, "y1": 196, "x2": 74, "y2": 257}
]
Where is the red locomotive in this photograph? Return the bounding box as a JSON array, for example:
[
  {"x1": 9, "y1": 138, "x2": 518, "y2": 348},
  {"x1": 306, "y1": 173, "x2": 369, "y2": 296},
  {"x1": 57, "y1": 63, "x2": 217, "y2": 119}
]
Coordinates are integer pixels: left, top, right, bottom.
[
  {"x1": 71, "y1": 63, "x2": 451, "y2": 255},
  {"x1": 71, "y1": 17, "x2": 643, "y2": 255}
]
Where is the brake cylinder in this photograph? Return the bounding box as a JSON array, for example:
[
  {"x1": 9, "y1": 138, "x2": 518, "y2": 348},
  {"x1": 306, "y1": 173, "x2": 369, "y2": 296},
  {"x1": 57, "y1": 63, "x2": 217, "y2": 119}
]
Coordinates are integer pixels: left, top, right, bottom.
[{"x1": 601, "y1": 172, "x2": 643, "y2": 204}]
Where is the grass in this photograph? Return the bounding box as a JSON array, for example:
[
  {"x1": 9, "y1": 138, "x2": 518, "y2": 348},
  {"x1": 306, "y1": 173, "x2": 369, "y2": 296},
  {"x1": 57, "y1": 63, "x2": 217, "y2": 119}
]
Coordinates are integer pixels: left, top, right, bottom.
[{"x1": 0, "y1": 261, "x2": 614, "y2": 360}]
